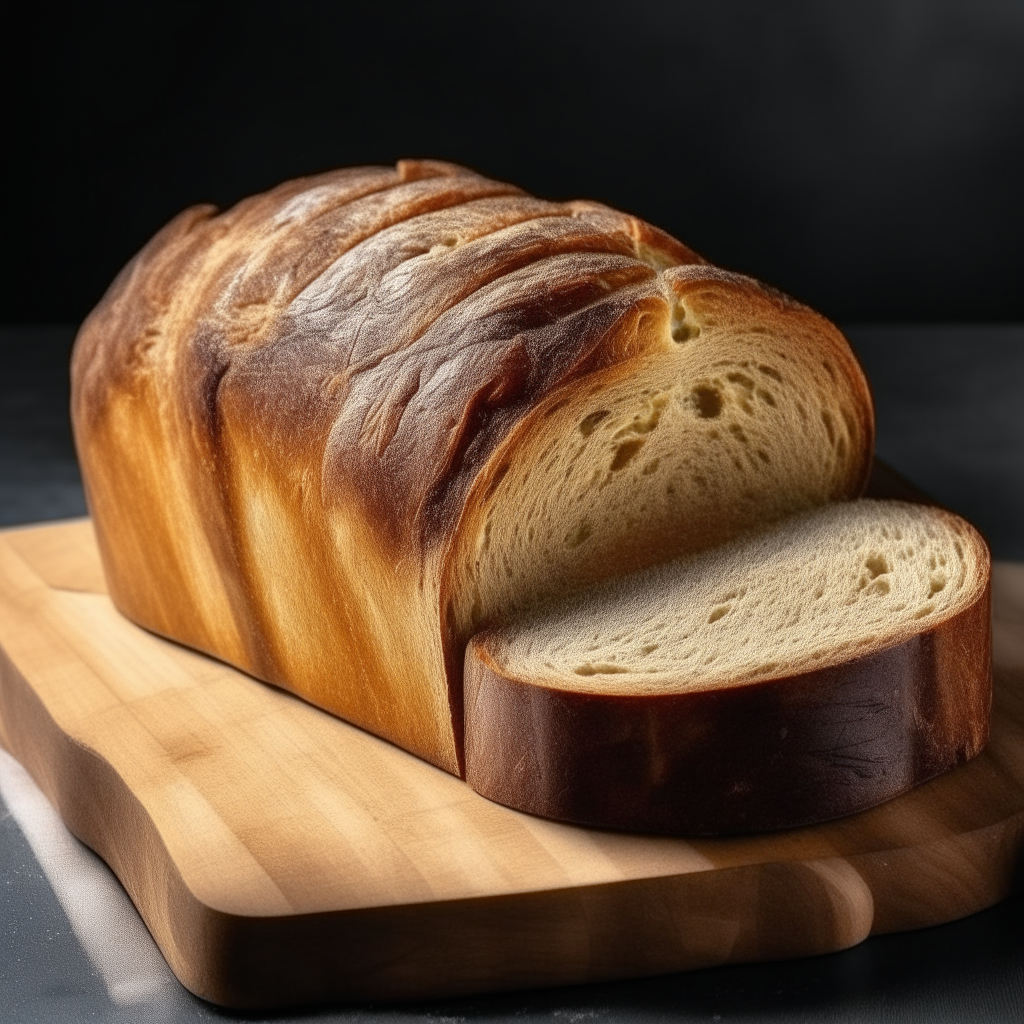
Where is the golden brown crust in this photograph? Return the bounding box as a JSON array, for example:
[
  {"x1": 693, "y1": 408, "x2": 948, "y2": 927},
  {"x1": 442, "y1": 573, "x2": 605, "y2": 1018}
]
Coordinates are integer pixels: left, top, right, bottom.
[{"x1": 72, "y1": 160, "x2": 875, "y2": 780}]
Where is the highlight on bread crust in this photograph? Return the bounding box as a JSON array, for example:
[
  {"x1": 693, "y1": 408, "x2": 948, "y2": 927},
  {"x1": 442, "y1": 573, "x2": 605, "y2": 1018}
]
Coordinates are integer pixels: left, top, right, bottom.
[
  {"x1": 464, "y1": 500, "x2": 992, "y2": 834},
  {"x1": 72, "y1": 159, "x2": 873, "y2": 780}
]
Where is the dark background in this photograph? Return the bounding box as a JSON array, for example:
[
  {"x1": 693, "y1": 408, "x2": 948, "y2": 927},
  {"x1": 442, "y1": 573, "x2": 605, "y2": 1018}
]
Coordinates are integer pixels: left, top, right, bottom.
[
  {"x1": 2, "y1": 5, "x2": 1023, "y2": 1021},
  {"x1": 8, "y1": 0, "x2": 1024, "y2": 324}
]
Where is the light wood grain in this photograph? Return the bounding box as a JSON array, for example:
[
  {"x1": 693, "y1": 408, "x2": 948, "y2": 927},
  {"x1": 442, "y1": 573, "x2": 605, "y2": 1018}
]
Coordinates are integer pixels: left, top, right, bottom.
[{"x1": 0, "y1": 519, "x2": 1021, "y2": 1009}]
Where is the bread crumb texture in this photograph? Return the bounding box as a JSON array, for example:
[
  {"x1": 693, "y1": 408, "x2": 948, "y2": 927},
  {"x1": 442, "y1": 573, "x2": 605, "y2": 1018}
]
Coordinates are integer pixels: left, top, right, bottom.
[
  {"x1": 490, "y1": 500, "x2": 986, "y2": 695},
  {"x1": 453, "y1": 306, "x2": 869, "y2": 641}
]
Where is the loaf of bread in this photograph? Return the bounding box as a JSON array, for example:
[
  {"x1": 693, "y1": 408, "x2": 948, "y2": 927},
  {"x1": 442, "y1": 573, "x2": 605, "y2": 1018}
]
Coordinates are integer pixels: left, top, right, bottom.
[
  {"x1": 467, "y1": 499, "x2": 991, "y2": 833},
  {"x1": 72, "y1": 159, "x2": 987, "y2": 831}
]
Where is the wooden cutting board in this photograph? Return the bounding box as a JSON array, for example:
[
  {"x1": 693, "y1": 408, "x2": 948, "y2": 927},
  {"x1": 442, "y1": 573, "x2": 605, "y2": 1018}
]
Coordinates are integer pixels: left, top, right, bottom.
[{"x1": 0, "y1": 519, "x2": 1022, "y2": 1010}]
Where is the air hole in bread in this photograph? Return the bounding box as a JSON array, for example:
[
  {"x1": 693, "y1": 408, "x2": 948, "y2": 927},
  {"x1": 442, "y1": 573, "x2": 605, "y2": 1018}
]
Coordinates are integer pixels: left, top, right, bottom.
[
  {"x1": 565, "y1": 522, "x2": 592, "y2": 547},
  {"x1": 574, "y1": 662, "x2": 630, "y2": 676},
  {"x1": 928, "y1": 574, "x2": 946, "y2": 598},
  {"x1": 863, "y1": 553, "x2": 889, "y2": 579},
  {"x1": 708, "y1": 605, "x2": 730, "y2": 623},
  {"x1": 758, "y1": 364, "x2": 783, "y2": 381},
  {"x1": 670, "y1": 302, "x2": 700, "y2": 343},
  {"x1": 484, "y1": 464, "x2": 510, "y2": 500},
  {"x1": 614, "y1": 394, "x2": 669, "y2": 438},
  {"x1": 578, "y1": 410, "x2": 610, "y2": 436},
  {"x1": 610, "y1": 438, "x2": 646, "y2": 471},
  {"x1": 688, "y1": 386, "x2": 722, "y2": 419},
  {"x1": 673, "y1": 323, "x2": 700, "y2": 343}
]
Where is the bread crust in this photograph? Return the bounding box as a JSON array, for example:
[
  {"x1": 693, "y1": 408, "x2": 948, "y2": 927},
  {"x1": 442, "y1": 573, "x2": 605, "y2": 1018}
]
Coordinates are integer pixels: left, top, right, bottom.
[
  {"x1": 464, "y1": 511, "x2": 992, "y2": 834},
  {"x1": 72, "y1": 160, "x2": 874, "y2": 779}
]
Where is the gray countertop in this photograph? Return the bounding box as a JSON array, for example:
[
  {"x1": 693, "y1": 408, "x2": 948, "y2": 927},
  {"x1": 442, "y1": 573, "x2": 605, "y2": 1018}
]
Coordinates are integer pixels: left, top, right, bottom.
[{"x1": 0, "y1": 323, "x2": 1022, "y2": 1023}]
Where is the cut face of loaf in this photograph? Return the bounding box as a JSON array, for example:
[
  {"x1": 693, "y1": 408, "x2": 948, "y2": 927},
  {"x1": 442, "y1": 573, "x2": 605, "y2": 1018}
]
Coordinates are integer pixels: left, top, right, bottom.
[
  {"x1": 465, "y1": 500, "x2": 991, "y2": 833},
  {"x1": 449, "y1": 272, "x2": 870, "y2": 644},
  {"x1": 72, "y1": 160, "x2": 872, "y2": 779}
]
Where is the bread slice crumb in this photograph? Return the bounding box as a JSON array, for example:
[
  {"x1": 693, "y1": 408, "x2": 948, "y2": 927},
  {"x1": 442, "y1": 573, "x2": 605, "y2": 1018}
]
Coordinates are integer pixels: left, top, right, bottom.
[{"x1": 484, "y1": 500, "x2": 988, "y2": 695}]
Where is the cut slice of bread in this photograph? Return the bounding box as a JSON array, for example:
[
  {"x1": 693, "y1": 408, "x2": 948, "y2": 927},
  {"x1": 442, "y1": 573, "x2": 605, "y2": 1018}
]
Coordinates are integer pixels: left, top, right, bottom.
[{"x1": 464, "y1": 500, "x2": 991, "y2": 834}]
